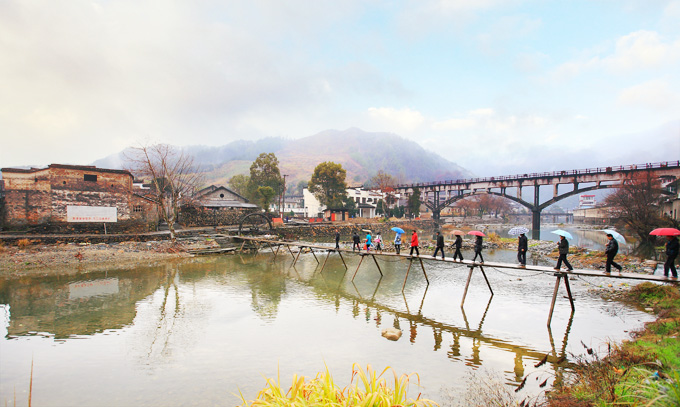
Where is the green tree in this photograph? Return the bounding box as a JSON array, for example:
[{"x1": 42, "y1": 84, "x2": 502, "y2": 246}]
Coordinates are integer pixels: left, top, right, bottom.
[
  {"x1": 392, "y1": 205, "x2": 405, "y2": 218},
  {"x1": 257, "y1": 186, "x2": 276, "y2": 213},
  {"x1": 343, "y1": 195, "x2": 358, "y2": 217},
  {"x1": 228, "y1": 174, "x2": 250, "y2": 197},
  {"x1": 294, "y1": 180, "x2": 308, "y2": 196},
  {"x1": 308, "y1": 162, "x2": 348, "y2": 209},
  {"x1": 407, "y1": 187, "x2": 421, "y2": 217},
  {"x1": 247, "y1": 153, "x2": 283, "y2": 207}
]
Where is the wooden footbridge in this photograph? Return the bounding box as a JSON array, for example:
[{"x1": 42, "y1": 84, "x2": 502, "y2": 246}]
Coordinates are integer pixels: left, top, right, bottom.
[{"x1": 233, "y1": 236, "x2": 678, "y2": 326}]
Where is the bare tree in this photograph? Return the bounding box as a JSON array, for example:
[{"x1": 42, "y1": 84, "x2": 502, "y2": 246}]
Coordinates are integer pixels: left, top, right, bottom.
[
  {"x1": 605, "y1": 172, "x2": 671, "y2": 244},
  {"x1": 368, "y1": 170, "x2": 398, "y2": 217},
  {"x1": 125, "y1": 143, "x2": 203, "y2": 242}
]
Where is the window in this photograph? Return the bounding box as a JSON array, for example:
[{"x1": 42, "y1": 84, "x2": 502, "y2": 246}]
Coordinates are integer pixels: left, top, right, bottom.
[
  {"x1": 84, "y1": 174, "x2": 97, "y2": 182},
  {"x1": 133, "y1": 205, "x2": 143, "y2": 213},
  {"x1": 220, "y1": 193, "x2": 225, "y2": 198}
]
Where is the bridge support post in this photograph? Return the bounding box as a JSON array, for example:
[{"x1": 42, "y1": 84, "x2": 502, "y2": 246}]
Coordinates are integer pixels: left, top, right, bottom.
[
  {"x1": 532, "y1": 210, "x2": 541, "y2": 240},
  {"x1": 532, "y1": 186, "x2": 541, "y2": 239}
]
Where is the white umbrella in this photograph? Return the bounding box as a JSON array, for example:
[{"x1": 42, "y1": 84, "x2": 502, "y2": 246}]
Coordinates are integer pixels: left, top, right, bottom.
[
  {"x1": 508, "y1": 226, "x2": 529, "y2": 236},
  {"x1": 602, "y1": 229, "x2": 626, "y2": 244},
  {"x1": 551, "y1": 229, "x2": 573, "y2": 239}
]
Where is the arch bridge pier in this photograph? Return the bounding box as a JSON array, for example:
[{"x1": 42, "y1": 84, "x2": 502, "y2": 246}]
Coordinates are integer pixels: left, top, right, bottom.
[{"x1": 396, "y1": 161, "x2": 680, "y2": 239}]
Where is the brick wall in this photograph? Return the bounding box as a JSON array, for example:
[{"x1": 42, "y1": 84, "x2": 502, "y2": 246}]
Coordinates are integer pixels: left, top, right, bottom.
[{"x1": 178, "y1": 207, "x2": 257, "y2": 227}]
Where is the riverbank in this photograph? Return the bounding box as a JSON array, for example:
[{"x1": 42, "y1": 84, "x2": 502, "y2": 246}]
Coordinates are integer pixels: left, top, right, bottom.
[
  {"x1": 546, "y1": 282, "x2": 680, "y2": 406},
  {"x1": 0, "y1": 240, "x2": 197, "y2": 277}
]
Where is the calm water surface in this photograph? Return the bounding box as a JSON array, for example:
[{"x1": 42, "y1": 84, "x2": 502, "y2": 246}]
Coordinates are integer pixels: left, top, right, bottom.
[{"x1": 0, "y1": 247, "x2": 653, "y2": 406}]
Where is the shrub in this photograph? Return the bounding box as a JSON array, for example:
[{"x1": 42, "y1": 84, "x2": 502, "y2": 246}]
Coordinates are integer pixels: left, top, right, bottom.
[
  {"x1": 239, "y1": 364, "x2": 438, "y2": 406},
  {"x1": 17, "y1": 239, "x2": 31, "y2": 249}
]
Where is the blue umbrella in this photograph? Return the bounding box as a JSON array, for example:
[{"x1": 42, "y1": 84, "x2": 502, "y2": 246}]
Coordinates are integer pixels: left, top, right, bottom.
[
  {"x1": 551, "y1": 229, "x2": 573, "y2": 239},
  {"x1": 602, "y1": 229, "x2": 626, "y2": 244},
  {"x1": 508, "y1": 226, "x2": 529, "y2": 236},
  {"x1": 391, "y1": 227, "x2": 405, "y2": 234}
]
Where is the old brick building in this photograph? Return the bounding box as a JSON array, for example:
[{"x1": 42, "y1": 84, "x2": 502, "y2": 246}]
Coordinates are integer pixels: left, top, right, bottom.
[{"x1": 0, "y1": 164, "x2": 158, "y2": 231}]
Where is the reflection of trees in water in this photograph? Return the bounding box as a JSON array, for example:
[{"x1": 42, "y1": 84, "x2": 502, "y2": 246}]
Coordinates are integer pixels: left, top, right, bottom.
[
  {"x1": 132, "y1": 263, "x2": 214, "y2": 368},
  {"x1": 236, "y1": 255, "x2": 288, "y2": 321}
]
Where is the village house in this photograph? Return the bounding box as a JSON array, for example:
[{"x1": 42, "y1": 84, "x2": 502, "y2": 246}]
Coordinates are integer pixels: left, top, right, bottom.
[
  {"x1": 280, "y1": 195, "x2": 305, "y2": 217},
  {"x1": 0, "y1": 164, "x2": 158, "y2": 230},
  {"x1": 193, "y1": 185, "x2": 258, "y2": 210},
  {"x1": 303, "y1": 186, "x2": 390, "y2": 219}
]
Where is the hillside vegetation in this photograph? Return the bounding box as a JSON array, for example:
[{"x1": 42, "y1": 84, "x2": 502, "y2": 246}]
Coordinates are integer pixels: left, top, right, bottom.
[{"x1": 93, "y1": 128, "x2": 473, "y2": 189}]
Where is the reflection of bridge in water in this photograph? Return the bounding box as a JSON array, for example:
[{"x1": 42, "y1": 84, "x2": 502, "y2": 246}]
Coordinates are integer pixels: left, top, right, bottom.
[
  {"x1": 235, "y1": 236, "x2": 677, "y2": 327},
  {"x1": 395, "y1": 160, "x2": 680, "y2": 239},
  {"x1": 236, "y1": 252, "x2": 574, "y2": 387}
]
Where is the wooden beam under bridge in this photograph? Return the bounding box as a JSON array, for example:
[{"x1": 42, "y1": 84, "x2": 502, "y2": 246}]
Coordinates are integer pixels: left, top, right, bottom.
[{"x1": 232, "y1": 235, "x2": 678, "y2": 326}]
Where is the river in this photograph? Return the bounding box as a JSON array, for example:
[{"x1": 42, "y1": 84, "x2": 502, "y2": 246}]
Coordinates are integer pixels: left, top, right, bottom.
[{"x1": 0, "y1": 247, "x2": 653, "y2": 406}]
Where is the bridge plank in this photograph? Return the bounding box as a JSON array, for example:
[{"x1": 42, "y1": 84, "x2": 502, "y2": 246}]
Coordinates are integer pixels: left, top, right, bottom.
[{"x1": 233, "y1": 236, "x2": 678, "y2": 284}]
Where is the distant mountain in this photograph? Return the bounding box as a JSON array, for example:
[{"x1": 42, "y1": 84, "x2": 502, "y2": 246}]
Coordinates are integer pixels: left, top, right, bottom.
[{"x1": 93, "y1": 128, "x2": 474, "y2": 190}]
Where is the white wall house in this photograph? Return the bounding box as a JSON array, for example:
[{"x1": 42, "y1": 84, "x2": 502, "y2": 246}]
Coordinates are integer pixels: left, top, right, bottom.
[
  {"x1": 303, "y1": 188, "x2": 323, "y2": 218},
  {"x1": 303, "y1": 186, "x2": 390, "y2": 219}
]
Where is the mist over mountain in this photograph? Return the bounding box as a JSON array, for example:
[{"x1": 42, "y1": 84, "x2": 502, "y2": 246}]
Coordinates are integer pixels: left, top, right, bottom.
[{"x1": 93, "y1": 128, "x2": 474, "y2": 189}]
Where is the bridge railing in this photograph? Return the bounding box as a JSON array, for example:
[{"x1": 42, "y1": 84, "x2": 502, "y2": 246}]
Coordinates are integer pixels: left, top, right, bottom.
[{"x1": 396, "y1": 160, "x2": 680, "y2": 189}]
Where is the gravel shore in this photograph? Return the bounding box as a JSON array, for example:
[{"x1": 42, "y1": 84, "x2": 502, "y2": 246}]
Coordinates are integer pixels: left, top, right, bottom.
[{"x1": 0, "y1": 240, "x2": 203, "y2": 278}]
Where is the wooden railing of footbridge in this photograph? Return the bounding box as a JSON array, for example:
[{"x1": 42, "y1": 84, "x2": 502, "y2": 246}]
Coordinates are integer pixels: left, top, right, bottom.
[{"x1": 232, "y1": 236, "x2": 678, "y2": 327}]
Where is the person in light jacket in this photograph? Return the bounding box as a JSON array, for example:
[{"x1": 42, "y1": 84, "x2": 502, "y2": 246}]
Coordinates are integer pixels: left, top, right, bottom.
[
  {"x1": 394, "y1": 232, "x2": 402, "y2": 254},
  {"x1": 554, "y1": 235, "x2": 573, "y2": 271}
]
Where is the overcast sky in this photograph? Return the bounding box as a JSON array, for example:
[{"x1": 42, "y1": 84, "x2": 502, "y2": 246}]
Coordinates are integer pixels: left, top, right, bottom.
[{"x1": 1, "y1": 0, "x2": 679, "y2": 177}]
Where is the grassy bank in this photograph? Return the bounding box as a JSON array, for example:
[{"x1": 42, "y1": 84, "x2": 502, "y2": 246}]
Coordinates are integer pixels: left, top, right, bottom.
[{"x1": 547, "y1": 282, "x2": 680, "y2": 406}]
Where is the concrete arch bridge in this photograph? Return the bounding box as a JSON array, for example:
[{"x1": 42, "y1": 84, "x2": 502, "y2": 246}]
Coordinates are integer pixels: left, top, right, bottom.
[{"x1": 395, "y1": 161, "x2": 680, "y2": 239}]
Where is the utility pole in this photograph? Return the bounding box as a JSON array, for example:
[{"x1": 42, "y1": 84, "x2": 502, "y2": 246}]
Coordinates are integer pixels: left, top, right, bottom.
[{"x1": 280, "y1": 174, "x2": 288, "y2": 217}]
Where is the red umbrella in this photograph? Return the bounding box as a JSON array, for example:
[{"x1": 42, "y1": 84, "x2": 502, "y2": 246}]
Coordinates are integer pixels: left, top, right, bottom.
[
  {"x1": 468, "y1": 231, "x2": 486, "y2": 237},
  {"x1": 649, "y1": 228, "x2": 680, "y2": 236}
]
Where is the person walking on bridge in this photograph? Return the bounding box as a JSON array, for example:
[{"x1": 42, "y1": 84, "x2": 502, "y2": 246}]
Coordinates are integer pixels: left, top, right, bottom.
[
  {"x1": 664, "y1": 235, "x2": 679, "y2": 278},
  {"x1": 365, "y1": 231, "x2": 372, "y2": 251},
  {"x1": 554, "y1": 235, "x2": 573, "y2": 271},
  {"x1": 335, "y1": 229, "x2": 341, "y2": 250},
  {"x1": 517, "y1": 233, "x2": 528, "y2": 267},
  {"x1": 452, "y1": 234, "x2": 464, "y2": 261},
  {"x1": 472, "y1": 235, "x2": 484, "y2": 263},
  {"x1": 394, "y1": 232, "x2": 402, "y2": 254},
  {"x1": 433, "y1": 231, "x2": 445, "y2": 259},
  {"x1": 409, "y1": 230, "x2": 420, "y2": 256},
  {"x1": 352, "y1": 231, "x2": 361, "y2": 252},
  {"x1": 604, "y1": 234, "x2": 622, "y2": 274}
]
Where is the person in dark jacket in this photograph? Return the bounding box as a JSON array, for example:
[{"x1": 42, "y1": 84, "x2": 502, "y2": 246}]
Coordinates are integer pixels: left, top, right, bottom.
[
  {"x1": 517, "y1": 233, "x2": 528, "y2": 267},
  {"x1": 352, "y1": 231, "x2": 361, "y2": 252},
  {"x1": 433, "y1": 231, "x2": 445, "y2": 259},
  {"x1": 409, "y1": 230, "x2": 420, "y2": 256},
  {"x1": 453, "y1": 234, "x2": 464, "y2": 261},
  {"x1": 604, "y1": 234, "x2": 622, "y2": 273},
  {"x1": 472, "y1": 235, "x2": 484, "y2": 263},
  {"x1": 554, "y1": 235, "x2": 573, "y2": 271},
  {"x1": 664, "y1": 235, "x2": 679, "y2": 278},
  {"x1": 335, "y1": 229, "x2": 341, "y2": 250}
]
